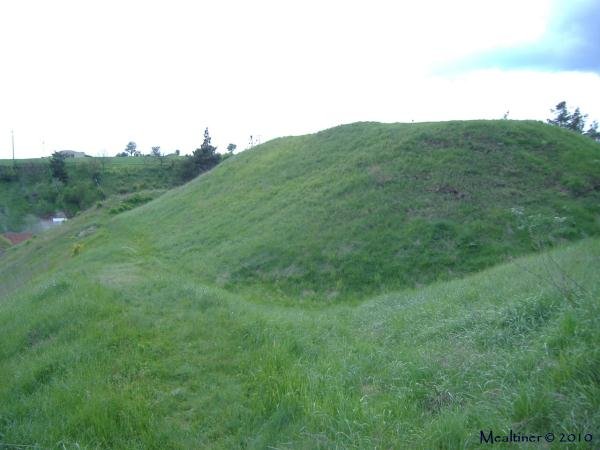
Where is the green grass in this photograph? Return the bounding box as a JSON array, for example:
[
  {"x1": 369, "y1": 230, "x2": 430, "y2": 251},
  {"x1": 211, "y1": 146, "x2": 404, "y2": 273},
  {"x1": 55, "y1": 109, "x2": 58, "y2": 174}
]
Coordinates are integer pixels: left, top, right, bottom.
[
  {"x1": 0, "y1": 155, "x2": 185, "y2": 166},
  {"x1": 0, "y1": 156, "x2": 188, "y2": 232},
  {"x1": 1, "y1": 120, "x2": 599, "y2": 448},
  {"x1": 106, "y1": 120, "x2": 600, "y2": 300},
  {"x1": 1, "y1": 234, "x2": 598, "y2": 448},
  {"x1": 0, "y1": 235, "x2": 11, "y2": 252}
]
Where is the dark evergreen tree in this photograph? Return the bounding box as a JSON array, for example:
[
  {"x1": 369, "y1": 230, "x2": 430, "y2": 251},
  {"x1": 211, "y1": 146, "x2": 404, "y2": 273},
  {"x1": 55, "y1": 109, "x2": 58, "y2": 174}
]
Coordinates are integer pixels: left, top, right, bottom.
[
  {"x1": 585, "y1": 121, "x2": 600, "y2": 141},
  {"x1": 567, "y1": 107, "x2": 587, "y2": 133},
  {"x1": 547, "y1": 101, "x2": 571, "y2": 128},
  {"x1": 49, "y1": 152, "x2": 68, "y2": 183},
  {"x1": 178, "y1": 128, "x2": 224, "y2": 182},
  {"x1": 547, "y1": 101, "x2": 599, "y2": 142},
  {"x1": 191, "y1": 128, "x2": 221, "y2": 172}
]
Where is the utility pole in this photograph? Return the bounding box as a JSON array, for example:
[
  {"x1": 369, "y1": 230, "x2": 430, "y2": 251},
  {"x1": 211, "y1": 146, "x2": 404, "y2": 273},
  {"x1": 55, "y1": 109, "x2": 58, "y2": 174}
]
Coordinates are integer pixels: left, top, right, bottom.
[{"x1": 11, "y1": 129, "x2": 15, "y2": 165}]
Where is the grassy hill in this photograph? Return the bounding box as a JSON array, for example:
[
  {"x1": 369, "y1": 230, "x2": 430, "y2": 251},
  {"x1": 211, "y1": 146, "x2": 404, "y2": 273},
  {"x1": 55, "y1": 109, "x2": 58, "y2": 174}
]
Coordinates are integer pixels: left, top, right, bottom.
[
  {"x1": 0, "y1": 120, "x2": 599, "y2": 448},
  {"x1": 88, "y1": 120, "x2": 599, "y2": 301}
]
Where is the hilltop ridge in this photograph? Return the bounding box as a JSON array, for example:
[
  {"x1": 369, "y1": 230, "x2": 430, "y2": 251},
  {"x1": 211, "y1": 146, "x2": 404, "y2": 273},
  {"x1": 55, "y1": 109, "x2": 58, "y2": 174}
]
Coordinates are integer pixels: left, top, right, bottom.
[{"x1": 103, "y1": 119, "x2": 600, "y2": 300}]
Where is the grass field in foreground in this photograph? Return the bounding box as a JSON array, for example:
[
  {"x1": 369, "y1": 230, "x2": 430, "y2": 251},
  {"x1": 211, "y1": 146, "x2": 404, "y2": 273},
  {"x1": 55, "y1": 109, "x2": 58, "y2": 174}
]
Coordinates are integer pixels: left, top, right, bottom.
[
  {"x1": 0, "y1": 236, "x2": 598, "y2": 448},
  {"x1": 0, "y1": 120, "x2": 599, "y2": 448}
]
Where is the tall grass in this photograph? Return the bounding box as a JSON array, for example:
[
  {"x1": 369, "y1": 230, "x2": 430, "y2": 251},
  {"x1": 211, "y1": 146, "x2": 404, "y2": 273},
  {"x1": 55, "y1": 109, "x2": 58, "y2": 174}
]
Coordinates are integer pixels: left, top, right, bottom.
[{"x1": 1, "y1": 238, "x2": 598, "y2": 448}]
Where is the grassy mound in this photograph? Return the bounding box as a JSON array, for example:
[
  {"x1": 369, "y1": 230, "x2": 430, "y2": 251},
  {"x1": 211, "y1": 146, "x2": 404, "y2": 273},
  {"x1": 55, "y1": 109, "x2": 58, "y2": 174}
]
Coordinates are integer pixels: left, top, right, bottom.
[{"x1": 109, "y1": 120, "x2": 600, "y2": 300}]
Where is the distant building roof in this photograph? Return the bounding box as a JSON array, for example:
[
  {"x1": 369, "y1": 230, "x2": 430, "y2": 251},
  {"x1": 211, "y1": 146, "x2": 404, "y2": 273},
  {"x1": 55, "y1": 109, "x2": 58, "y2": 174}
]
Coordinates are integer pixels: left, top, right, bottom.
[{"x1": 57, "y1": 150, "x2": 88, "y2": 158}]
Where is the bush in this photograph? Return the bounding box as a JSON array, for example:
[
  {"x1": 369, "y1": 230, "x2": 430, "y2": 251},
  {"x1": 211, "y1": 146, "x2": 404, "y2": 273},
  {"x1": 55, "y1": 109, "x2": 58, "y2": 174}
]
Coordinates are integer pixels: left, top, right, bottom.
[
  {"x1": 178, "y1": 156, "x2": 200, "y2": 182},
  {"x1": 109, "y1": 193, "x2": 155, "y2": 215},
  {"x1": 0, "y1": 165, "x2": 17, "y2": 182},
  {"x1": 62, "y1": 182, "x2": 104, "y2": 216},
  {"x1": 71, "y1": 243, "x2": 83, "y2": 256}
]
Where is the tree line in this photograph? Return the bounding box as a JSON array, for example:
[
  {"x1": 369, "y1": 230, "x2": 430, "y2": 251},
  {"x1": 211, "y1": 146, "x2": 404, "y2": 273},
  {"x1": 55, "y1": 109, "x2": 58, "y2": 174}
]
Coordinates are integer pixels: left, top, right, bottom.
[
  {"x1": 0, "y1": 129, "x2": 231, "y2": 227},
  {"x1": 547, "y1": 101, "x2": 600, "y2": 141},
  {"x1": 112, "y1": 128, "x2": 237, "y2": 181}
]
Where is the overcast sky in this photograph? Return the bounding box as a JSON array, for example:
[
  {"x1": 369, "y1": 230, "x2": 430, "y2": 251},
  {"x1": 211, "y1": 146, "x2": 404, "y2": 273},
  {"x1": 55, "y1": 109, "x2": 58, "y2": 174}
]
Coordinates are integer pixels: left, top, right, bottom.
[{"x1": 1, "y1": 0, "x2": 599, "y2": 159}]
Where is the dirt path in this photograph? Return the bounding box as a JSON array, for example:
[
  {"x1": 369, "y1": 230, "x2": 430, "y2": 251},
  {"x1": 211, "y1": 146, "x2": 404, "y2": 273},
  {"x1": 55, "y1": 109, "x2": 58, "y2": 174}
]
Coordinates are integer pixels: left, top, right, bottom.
[{"x1": 2, "y1": 232, "x2": 33, "y2": 245}]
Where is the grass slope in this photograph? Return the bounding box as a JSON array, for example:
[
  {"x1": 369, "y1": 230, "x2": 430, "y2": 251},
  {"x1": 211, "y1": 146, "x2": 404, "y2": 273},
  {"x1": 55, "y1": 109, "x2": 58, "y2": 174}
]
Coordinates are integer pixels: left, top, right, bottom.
[
  {"x1": 1, "y1": 233, "x2": 599, "y2": 448},
  {"x1": 1, "y1": 120, "x2": 599, "y2": 448},
  {"x1": 114, "y1": 120, "x2": 599, "y2": 300}
]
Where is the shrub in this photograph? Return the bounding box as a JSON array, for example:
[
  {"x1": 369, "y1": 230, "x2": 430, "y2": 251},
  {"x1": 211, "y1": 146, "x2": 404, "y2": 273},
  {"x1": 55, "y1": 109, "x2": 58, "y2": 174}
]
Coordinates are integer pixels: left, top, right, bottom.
[
  {"x1": 71, "y1": 243, "x2": 83, "y2": 256},
  {"x1": 0, "y1": 165, "x2": 17, "y2": 182},
  {"x1": 109, "y1": 193, "x2": 155, "y2": 215}
]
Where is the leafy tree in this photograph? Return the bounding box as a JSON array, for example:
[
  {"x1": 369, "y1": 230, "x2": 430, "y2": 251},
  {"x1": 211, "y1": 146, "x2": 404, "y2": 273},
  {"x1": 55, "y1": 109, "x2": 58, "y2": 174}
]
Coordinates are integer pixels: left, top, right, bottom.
[
  {"x1": 116, "y1": 151, "x2": 128, "y2": 157},
  {"x1": 125, "y1": 141, "x2": 137, "y2": 156},
  {"x1": 49, "y1": 151, "x2": 68, "y2": 183},
  {"x1": 151, "y1": 146, "x2": 166, "y2": 166},
  {"x1": 227, "y1": 143, "x2": 237, "y2": 154}
]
